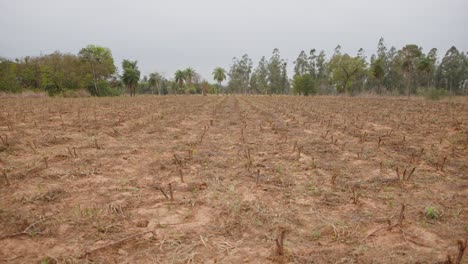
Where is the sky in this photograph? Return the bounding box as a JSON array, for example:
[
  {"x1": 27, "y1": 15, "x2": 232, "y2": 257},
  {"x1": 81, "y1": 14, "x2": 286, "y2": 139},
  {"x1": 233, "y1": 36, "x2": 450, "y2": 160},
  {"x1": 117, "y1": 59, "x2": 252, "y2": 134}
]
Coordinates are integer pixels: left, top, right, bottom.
[{"x1": 1, "y1": 0, "x2": 467, "y2": 81}]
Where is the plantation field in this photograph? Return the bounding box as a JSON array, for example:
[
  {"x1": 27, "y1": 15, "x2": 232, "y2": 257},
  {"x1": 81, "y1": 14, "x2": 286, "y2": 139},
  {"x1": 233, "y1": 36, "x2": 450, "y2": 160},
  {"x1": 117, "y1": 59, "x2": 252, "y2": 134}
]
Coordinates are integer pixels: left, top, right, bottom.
[{"x1": 0, "y1": 95, "x2": 467, "y2": 263}]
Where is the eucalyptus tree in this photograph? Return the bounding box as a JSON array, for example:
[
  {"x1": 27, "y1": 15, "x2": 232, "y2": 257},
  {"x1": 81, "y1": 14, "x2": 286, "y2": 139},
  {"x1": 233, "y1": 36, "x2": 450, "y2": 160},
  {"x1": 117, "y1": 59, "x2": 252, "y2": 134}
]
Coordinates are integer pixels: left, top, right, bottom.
[
  {"x1": 227, "y1": 54, "x2": 252, "y2": 94},
  {"x1": 436, "y1": 46, "x2": 466, "y2": 94},
  {"x1": 121, "y1": 60, "x2": 140, "y2": 97},
  {"x1": 253, "y1": 57, "x2": 269, "y2": 94},
  {"x1": 370, "y1": 57, "x2": 385, "y2": 93},
  {"x1": 308, "y1": 49, "x2": 318, "y2": 78},
  {"x1": 396, "y1": 44, "x2": 423, "y2": 97},
  {"x1": 293, "y1": 50, "x2": 309, "y2": 77},
  {"x1": 267, "y1": 48, "x2": 288, "y2": 94},
  {"x1": 416, "y1": 48, "x2": 438, "y2": 88},
  {"x1": 316, "y1": 50, "x2": 328, "y2": 86}
]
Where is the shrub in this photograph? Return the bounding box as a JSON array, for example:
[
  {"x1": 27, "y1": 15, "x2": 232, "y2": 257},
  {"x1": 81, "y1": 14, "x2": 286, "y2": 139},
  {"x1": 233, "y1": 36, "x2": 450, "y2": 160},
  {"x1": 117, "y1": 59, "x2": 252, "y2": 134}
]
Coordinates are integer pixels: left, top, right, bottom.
[
  {"x1": 293, "y1": 74, "x2": 317, "y2": 96},
  {"x1": 44, "y1": 83, "x2": 62, "y2": 96},
  {"x1": 417, "y1": 87, "x2": 448, "y2": 100},
  {"x1": 62, "y1": 89, "x2": 91, "y2": 98},
  {"x1": 185, "y1": 86, "x2": 197, "y2": 94},
  {"x1": 425, "y1": 206, "x2": 439, "y2": 220},
  {"x1": 87, "y1": 81, "x2": 121, "y2": 97}
]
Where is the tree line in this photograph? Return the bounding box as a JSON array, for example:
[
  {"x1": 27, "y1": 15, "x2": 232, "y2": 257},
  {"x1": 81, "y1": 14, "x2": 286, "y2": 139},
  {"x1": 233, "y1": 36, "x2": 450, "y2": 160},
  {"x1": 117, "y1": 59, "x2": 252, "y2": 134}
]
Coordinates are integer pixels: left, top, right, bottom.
[
  {"x1": 1, "y1": 38, "x2": 467, "y2": 96},
  {"x1": 226, "y1": 39, "x2": 468, "y2": 96}
]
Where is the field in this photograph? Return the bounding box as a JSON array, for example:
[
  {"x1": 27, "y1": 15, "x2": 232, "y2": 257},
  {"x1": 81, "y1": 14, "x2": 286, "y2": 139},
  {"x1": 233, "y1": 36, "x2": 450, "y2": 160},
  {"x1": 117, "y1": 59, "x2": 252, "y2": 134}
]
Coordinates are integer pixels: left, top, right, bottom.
[{"x1": 0, "y1": 95, "x2": 467, "y2": 263}]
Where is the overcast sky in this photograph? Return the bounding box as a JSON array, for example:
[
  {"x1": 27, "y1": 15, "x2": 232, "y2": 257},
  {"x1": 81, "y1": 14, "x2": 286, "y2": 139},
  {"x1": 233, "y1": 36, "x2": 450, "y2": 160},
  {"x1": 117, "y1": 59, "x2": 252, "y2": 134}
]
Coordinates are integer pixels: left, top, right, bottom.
[{"x1": 1, "y1": 0, "x2": 467, "y2": 81}]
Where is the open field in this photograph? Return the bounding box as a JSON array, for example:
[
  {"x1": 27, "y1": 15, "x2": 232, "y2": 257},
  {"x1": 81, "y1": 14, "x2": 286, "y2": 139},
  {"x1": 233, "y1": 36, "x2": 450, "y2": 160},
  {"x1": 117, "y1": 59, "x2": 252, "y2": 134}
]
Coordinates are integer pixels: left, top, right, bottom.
[{"x1": 0, "y1": 95, "x2": 467, "y2": 263}]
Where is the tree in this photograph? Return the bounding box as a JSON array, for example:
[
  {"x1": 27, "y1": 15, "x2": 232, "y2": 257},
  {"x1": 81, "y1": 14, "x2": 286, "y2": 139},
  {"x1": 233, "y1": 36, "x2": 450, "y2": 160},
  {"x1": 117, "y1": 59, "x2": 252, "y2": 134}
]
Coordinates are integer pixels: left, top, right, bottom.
[
  {"x1": 149, "y1": 72, "x2": 164, "y2": 95},
  {"x1": 370, "y1": 57, "x2": 385, "y2": 93},
  {"x1": 293, "y1": 73, "x2": 316, "y2": 96},
  {"x1": 212, "y1": 67, "x2": 226, "y2": 94},
  {"x1": 369, "y1": 38, "x2": 391, "y2": 93},
  {"x1": 436, "y1": 46, "x2": 466, "y2": 94},
  {"x1": 121, "y1": 60, "x2": 140, "y2": 97},
  {"x1": 200, "y1": 80, "x2": 210, "y2": 96},
  {"x1": 253, "y1": 57, "x2": 269, "y2": 94},
  {"x1": 184, "y1": 68, "x2": 195, "y2": 86},
  {"x1": 227, "y1": 54, "x2": 252, "y2": 94},
  {"x1": 78, "y1": 45, "x2": 116, "y2": 95},
  {"x1": 385, "y1": 46, "x2": 405, "y2": 93},
  {"x1": 417, "y1": 48, "x2": 437, "y2": 89},
  {"x1": 328, "y1": 53, "x2": 366, "y2": 94},
  {"x1": 293, "y1": 50, "x2": 309, "y2": 77},
  {"x1": 174, "y1": 70, "x2": 186, "y2": 94},
  {"x1": 0, "y1": 58, "x2": 20, "y2": 92},
  {"x1": 267, "y1": 48, "x2": 288, "y2": 94},
  {"x1": 396, "y1": 44, "x2": 423, "y2": 97},
  {"x1": 308, "y1": 49, "x2": 318, "y2": 78},
  {"x1": 316, "y1": 50, "x2": 328, "y2": 88}
]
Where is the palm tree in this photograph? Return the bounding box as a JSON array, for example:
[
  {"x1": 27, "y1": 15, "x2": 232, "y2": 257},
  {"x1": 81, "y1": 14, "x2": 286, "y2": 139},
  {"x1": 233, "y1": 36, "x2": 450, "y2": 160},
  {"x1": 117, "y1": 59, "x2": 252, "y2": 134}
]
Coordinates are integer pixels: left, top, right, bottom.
[
  {"x1": 122, "y1": 60, "x2": 140, "y2": 97},
  {"x1": 212, "y1": 67, "x2": 226, "y2": 94},
  {"x1": 174, "y1": 70, "x2": 186, "y2": 94},
  {"x1": 184, "y1": 68, "x2": 195, "y2": 86}
]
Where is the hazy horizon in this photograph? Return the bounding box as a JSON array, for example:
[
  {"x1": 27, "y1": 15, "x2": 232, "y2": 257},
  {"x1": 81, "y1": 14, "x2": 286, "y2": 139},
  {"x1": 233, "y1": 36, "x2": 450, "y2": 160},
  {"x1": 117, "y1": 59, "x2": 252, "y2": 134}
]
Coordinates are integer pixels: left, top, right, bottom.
[{"x1": 1, "y1": 0, "x2": 467, "y2": 81}]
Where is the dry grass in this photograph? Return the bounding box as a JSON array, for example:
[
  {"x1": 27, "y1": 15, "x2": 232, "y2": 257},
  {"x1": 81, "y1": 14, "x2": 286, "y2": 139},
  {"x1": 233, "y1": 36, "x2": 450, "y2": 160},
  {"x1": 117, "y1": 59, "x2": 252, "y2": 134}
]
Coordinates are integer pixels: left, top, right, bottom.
[{"x1": 0, "y1": 95, "x2": 467, "y2": 263}]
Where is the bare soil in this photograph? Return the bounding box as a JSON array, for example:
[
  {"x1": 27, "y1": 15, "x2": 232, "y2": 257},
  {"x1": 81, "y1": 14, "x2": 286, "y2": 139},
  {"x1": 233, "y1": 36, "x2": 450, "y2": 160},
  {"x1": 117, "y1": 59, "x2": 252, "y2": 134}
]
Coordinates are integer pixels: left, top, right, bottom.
[{"x1": 0, "y1": 95, "x2": 467, "y2": 263}]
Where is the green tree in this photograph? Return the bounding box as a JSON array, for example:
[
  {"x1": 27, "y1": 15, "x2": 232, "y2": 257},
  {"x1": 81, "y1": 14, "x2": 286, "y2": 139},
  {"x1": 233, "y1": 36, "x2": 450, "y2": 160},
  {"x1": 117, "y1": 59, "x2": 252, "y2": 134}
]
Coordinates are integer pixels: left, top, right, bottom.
[
  {"x1": 267, "y1": 48, "x2": 288, "y2": 94},
  {"x1": 15, "y1": 56, "x2": 42, "y2": 89},
  {"x1": 174, "y1": 69, "x2": 186, "y2": 94},
  {"x1": 328, "y1": 53, "x2": 366, "y2": 94},
  {"x1": 0, "y1": 58, "x2": 20, "y2": 92},
  {"x1": 436, "y1": 46, "x2": 466, "y2": 94},
  {"x1": 293, "y1": 73, "x2": 316, "y2": 96},
  {"x1": 417, "y1": 48, "x2": 437, "y2": 89},
  {"x1": 227, "y1": 54, "x2": 252, "y2": 94},
  {"x1": 315, "y1": 50, "x2": 328, "y2": 90},
  {"x1": 396, "y1": 44, "x2": 423, "y2": 97},
  {"x1": 370, "y1": 57, "x2": 385, "y2": 93},
  {"x1": 253, "y1": 57, "x2": 269, "y2": 94},
  {"x1": 294, "y1": 50, "x2": 309, "y2": 77},
  {"x1": 184, "y1": 68, "x2": 195, "y2": 86},
  {"x1": 149, "y1": 72, "x2": 164, "y2": 95},
  {"x1": 78, "y1": 45, "x2": 116, "y2": 95},
  {"x1": 121, "y1": 60, "x2": 140, "y2": 97},
  {"x1": 212, "y1": 67, "x2": 226, "y2": 94}
]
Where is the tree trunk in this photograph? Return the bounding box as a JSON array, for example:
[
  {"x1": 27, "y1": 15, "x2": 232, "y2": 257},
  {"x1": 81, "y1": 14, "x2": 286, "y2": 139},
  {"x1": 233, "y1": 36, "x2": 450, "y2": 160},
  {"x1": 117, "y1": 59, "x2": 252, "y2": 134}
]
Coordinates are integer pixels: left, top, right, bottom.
[
  {"x1": 407, "y1": 74, "x2": 411, "y2": 98},
  {"x1": 91, "y1": 63, "x2": 98, "y2": 96}
]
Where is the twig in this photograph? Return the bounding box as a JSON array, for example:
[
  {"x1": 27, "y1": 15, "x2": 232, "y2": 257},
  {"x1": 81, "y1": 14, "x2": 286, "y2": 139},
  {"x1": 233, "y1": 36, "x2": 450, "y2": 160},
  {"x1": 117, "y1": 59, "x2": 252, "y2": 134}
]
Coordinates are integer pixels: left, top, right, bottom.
[
  {"x1": 2, "y1": 170, "x2": 10, "y2": 186},
  {"x1": 168, "y1": 183, "x2": 174, "y2": 201},
  {"x1": 0, "y1": 255, "x2": 22, "y2": 261},
  {"x1": 275, "y1": 229, "x2": 287, "y2": 256},
  {"x1": 398, "y1": 204, "x2": 406, "y2": 226},
  {"x1": 158, "y1": 187, "x2": 169, "y2": 200},
  {"x1": 80, "y1": 231, "x2": 153, "y2": 258},
  {"x1": 0, "y1": 217, "x2": 47, "y2": 240}
]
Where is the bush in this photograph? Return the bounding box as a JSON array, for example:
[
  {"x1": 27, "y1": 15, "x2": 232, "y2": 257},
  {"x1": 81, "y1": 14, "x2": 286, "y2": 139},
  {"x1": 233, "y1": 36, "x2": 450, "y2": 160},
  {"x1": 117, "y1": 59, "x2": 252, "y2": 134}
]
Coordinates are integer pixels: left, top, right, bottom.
[
  {"x1": 185, "y1": 86, "x2": 197, "y2": 94},
  {"x1": 62, "y1": 89, "x2": 91, "y2": 98},
  {"x1": 417, "y1": 88, "x2": 448, "y2": 100},
  {"x1": 44, "y1": 83, "x2": 62, "y2": 96},
  {"x1": 87, "y1": 81, "x2": 121, "y2": 97},
  {"x1": 293, "y1": 74, "x2": 317, "y2": 96},
  {"x1": 425, "y1": 206, "x2": 439, "y2": 220}
]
